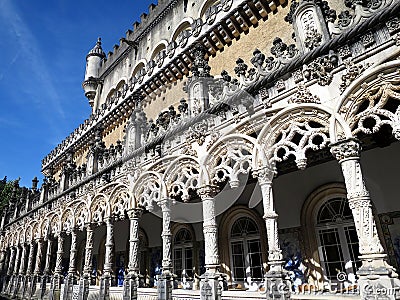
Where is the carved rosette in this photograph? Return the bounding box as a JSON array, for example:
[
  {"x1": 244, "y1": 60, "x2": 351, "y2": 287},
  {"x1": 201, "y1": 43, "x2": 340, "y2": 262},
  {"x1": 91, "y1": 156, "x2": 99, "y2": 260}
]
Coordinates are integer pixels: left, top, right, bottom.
[
  {"x1": 330, "y1": 139, "x2": 384, "y2": 255},
  {"x1": 198, "y1": 186, "x2": 220, "y2": 270},
  {"x1": 128, "y1": 209, "x2": 142, "y2": 274}
]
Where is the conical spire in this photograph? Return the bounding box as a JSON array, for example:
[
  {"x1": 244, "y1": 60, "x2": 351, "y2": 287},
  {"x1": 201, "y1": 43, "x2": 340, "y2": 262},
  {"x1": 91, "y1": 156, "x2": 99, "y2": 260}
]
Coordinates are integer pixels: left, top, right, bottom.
[{"x1": 87, "y1": 37, "x2": 106, "y2": 59}]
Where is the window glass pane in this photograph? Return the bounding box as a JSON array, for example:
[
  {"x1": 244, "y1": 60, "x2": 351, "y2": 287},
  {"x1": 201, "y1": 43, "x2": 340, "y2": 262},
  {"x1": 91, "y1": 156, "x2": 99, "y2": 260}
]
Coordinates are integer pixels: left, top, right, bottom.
[
  {"x1": 231, "y1": 217, "x2": 259, "y2": 238},
  {"x1": 318, "y1": 228, "x2": 346, "y2": 280},
  {"x1": 231, "y1": 241, "x2": 245, "y2": 281},
  {"x1": 247, "y1": 240, "x2": 263, "y2": 280}
]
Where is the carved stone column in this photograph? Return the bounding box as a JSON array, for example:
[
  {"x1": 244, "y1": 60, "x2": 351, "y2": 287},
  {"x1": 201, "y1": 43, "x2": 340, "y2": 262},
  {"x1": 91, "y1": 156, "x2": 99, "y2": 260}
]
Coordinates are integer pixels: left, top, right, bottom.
[
  {"x1": 10, "y1": 245, "x2": 21, "y2": 296},
  {"x1": 52, "y1": 233, "x2": 65, "y2": 299},
  {"x1": 65, "y1": 230, "x2": 78, "y2": 300},
  {"x1": 197, "y1": 186, "x2": 224, "y2": 300},
  {"x1": 80, "y1": 224, "x2": 94, "y2": 300},
  {"x1": 15, "y1": 243, "x2": 28, "y2": 297},
  {"x1": 158, "y1": 199, "x2": 172, "y2": 300},
  {"x1": 197, "y1": 186, "x2": 219, "y2": 273},
  {"x1": 254, "y1": 167, "x2": 290, "y2": 300},
  {"x1": 100, "y1": 218, "x2": 114, "y2": 300},
  {"x1": 31, "y1": 238, "x2": 44, "y2": 297},
  {"x1": 23, "y1": 242, "x2": 35, "y2": 299},
  {"x1": 124, "y1": 209, "x2": 142, "y2": 300},
  {"x1": 41, "y1": 239, "x2": 53, "y2": 299},
  {"x1": 331, "y1": 138, "x2": 399, "y2": 299}
]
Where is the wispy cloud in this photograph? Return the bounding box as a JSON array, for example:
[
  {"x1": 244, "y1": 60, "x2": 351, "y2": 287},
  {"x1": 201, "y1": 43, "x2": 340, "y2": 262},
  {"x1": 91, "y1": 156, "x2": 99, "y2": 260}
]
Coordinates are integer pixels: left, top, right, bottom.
[{"x1": 0, "y1": 0, "x2": 65, "y2": 119}]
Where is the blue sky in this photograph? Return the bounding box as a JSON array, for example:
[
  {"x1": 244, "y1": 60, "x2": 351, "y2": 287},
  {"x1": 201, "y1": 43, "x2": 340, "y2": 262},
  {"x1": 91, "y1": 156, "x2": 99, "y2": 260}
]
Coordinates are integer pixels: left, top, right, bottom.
[{"x1": 0, "y1": 0, "x2": 153, "y2": 187}]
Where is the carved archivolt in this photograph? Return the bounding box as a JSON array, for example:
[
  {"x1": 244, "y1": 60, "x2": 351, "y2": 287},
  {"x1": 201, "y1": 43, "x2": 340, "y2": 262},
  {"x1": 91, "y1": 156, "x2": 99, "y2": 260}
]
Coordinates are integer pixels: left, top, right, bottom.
[
  {"x1": 61, "y1": 208, "x2": 75, "y2": 233},
  {"x1": 204, "y1": 134, "x2": 260, "y2": 188},
  {"x1": 133, "y1": 171, "x2": 166, "y2": 211},
  {"x1": 74, "y1": 201, "x2": 89, "y2": 231},
  {"x1": 109, "y1": 185, "x2": 131, "y2": 219},
  {"x1": 336, "y1": 61, "x2": 400, "y2": 142},
  {"x1": 90, "y1": 194, "x2": 110, "y2": 225},
  {"x1": 163, "y1": 156, "x2": 201, "y2": 202},
  {"x1": 259, "y1": 106, "x2": 333, "y2": 170}
]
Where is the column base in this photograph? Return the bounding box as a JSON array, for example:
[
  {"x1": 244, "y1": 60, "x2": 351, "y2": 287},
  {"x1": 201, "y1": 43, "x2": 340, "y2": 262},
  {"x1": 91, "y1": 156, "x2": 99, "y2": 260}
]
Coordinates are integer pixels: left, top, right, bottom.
[
  {"x1": 77, "y1": 274, "x2": 90, "y2": 300},
  {"x1": 264, "y1": 261, "x2": 291, "y2": 300},
  {"x1": 358, "y1": 254, "x2": 400, "y2": 299},
  {"x1": 63, "y1": 274, "x2": 77, "y2": 300},
  {"x1": 200, "y1": 272, "x2": 225, "y2": 300},
  {"x1": 123, "y1": 273, "x2": 138, "y2": 300},
  {"x1": 157, "y1": 271, "x2": 172, "y2": 300},
  {"x1": 99, "y1": 274, "x2": 111, "y2": 300}
]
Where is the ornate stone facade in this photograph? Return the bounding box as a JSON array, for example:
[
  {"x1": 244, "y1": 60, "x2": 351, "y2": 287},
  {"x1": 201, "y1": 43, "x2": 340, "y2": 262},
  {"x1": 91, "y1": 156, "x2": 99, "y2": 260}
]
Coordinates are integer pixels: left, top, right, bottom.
[{"x1": 2, "y1": 0, "x2": 400, "y2": 299}]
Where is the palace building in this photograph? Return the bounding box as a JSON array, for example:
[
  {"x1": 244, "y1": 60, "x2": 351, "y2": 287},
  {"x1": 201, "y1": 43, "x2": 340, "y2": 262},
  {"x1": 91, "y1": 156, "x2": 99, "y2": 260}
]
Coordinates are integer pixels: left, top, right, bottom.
[{"x1": 1, "y1": 0, "x2": 400, "y2": 299}]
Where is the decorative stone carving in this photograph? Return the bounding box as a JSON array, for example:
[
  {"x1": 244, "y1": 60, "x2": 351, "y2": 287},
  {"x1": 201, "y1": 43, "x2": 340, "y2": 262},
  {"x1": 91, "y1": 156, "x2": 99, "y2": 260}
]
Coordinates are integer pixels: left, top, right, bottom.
[
  {"x1": 361, "y1": 31, "x2": 375, "y2": 47},
  {"x1": 187, "y1": 121, "x2": 208, "y2": 145},
  {"x1": 198, "y1": 186, "x2": 220, "y2": 273},
  {"x1": 303, "y1": 53, "x2": 338, "y2": 86},
  {"x1": 127, "y1": 209, "x2": 142, "y2": 274},
  {"x1": 330, "y1": 139, "x2": 384, "y2": 255},
  {"x1": 83, "y1": 224, "x2": 94, "y2": 277},
  {"x1": 289, "y1": 84, "x2": 321, "y2": 104},
  {"x1": 340, "y1": 61, "x2": 369, "y2": 93},
  {"x1": 159, "y1": 199, "x2": 172, "y2": 271}
]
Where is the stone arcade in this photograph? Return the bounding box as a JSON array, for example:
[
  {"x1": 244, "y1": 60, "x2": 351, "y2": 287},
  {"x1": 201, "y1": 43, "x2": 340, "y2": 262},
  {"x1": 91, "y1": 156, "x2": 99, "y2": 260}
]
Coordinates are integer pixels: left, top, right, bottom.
[{"x1": 1, "y1": 0, "x2": 400, "y2": 299}]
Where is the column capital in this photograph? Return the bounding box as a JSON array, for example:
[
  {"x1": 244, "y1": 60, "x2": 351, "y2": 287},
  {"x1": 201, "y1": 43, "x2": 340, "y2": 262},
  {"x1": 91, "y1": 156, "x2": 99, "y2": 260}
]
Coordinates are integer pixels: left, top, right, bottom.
[
  {"x1": 158, "y1": 198, "x2": 172, "y2": 211},
  {"x1": 127, "y1": 208, "x2": 143, "y2": 220},
  {"x1": 330, "y1": 138, "x2": 361, "y2": 161},
  {"x1": 197, "y1": 185, "x2": 219, "y2": 200},
  {"x1": 253, "y1": 166, "x2": 275, "y2": 185}
]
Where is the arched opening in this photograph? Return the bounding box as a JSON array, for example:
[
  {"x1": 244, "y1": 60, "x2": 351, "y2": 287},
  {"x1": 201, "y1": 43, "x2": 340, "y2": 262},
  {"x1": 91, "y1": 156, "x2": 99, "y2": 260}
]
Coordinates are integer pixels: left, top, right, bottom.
[
  {"x1": 173, "y1": 227, "x2": 194, "y2": 285},
  {"x1": 316, "y1": 197, "x2": 361, "y2": 282},
  {"x1": 229, "y1": 217, "x2": 263, "y2": 285}
]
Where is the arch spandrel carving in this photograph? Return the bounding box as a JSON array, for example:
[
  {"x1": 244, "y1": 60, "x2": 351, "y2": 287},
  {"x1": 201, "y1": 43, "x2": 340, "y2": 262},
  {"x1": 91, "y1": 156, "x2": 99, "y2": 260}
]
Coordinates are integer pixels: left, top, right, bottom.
[
  {"x1": 203, "y1": 134, "x2": 263, "y2": 188},
  {"x1": 133, "y1": 171, "x2": 166, "y2": 211},
  {"x1": 109, "y1": 184, "x2": 132, "y2": 219},
  {"x1": 61, "y1": 207, "x2": 75, "y2": 233},
  {"x1": 258, "y1": 105, "x2": 338, "y2": 171},
  {"x1": 334, "y1": 60, "x2": 400, "y2": 143},
  {"x1": 90, "y1": 193, "x2": 110, "y2": 225},
  {"x1": 49, "y1": 213, "x2": 61, "y2": 236},
  {"x1": 163, "y1": 156, "x2": 202, "y2": 202},
  {"x1": 73, "y1": 200, "x2": 90, "y2": 231}
]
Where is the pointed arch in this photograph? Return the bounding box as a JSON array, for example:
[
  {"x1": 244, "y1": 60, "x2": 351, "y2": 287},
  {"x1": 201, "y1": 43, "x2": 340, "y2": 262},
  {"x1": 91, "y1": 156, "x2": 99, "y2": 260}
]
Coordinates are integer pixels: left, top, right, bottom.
[
  {"x1": 73, "y1": 200, "x2": 90, "y2": 231},
  {"x1": 202, "y1": 133, "x2": 263, "y2": 187},
  {"x1": 163, "y1": 155, "x2": 204, "y2": 202},
  {"x1": 258, "y1": 105, "x2": 344, "y2": 171},
  {"x1": 61, "y1": 207, "x2": 75, "y2": 233},
  {"x1": 109, "y1": 184, "x2": 132, "y2": 219},
  {"x1": 90, "y1": 193, "x2": 110, "y2": 224},
  {"x1": 334, "y1": 60, "x2": 400, "y2": 143},
  {"x1": 133, "y1": 171, "x2": 166, "y2": 210}
]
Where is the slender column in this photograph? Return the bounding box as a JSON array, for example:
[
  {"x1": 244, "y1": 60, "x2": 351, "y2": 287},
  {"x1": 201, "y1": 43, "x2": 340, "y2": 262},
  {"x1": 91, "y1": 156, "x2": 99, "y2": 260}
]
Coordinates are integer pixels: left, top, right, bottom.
[
  {"x1": 103, "y1": 219, "x2": 114, "y2": 277},
  {"x1": 10, "y1": 245, "x2": 21, "y2": 295},
  {"x1": 16, "y1": 243, "x2": 28, "y2": 295},
  {"x1": 34, "y1": 238, "x2": 44, "y2": 276},
  {"x1": 53, "y1": 232, "x2": 65, "y2": 297},
  {"x1": 159, "y1": 199, "x2": 172, "y2": 273},
  {"x1": 330, "y1": 139, "x2": 385, "y2": 257},
  {"x1": 7, "y1": 247, "x2": 16, "y2": 276},
  {"x1": 68, "y1": 230, "x2": 78, "y2": 278},
  {"x1": 124, "y1": 209, "x2": 142, "y2": 300},
  {"x1": 100, "y1": 218, "x2": 114, "y2": 300},
  {"x1": 156, "y1": 199, "x2": 173, "y2": 300},
  {"x1": 22, "y1": 242, "x2": 34, "y2": 299},
  {"x1": 254, "y1": 167, "x2": 283, "y2": 270},
  {"x1": 331, "y1": 139, "x2": 397, "y2": 299},
  {"x1": 81, "y1": 224, "x2": 94, "y2": 300},
  {"x1": 44, "y1": 239, "x2": 53, "y2": 276},
  {"x1": 83, "y1": 224, "x2": 94, "y2": 278},
  {"x1": 30, "y1": 238, "x2": 44, "y2": 297},
  {"x1": 197, "y1": 186, "x2": 220, "y2": 274}
]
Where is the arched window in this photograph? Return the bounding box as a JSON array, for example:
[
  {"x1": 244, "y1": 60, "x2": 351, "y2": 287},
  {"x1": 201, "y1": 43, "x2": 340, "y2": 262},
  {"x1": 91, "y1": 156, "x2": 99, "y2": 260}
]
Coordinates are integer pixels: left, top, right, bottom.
[
  {"x1": 173, "y1": 228, "x2": 193, "y2": 278},
  {"x1": 316, "y1": 197, "x2": 361, "y2": 281},
  {"x1": 230, "y1": 217, "x2": 263, "y2": 283}
]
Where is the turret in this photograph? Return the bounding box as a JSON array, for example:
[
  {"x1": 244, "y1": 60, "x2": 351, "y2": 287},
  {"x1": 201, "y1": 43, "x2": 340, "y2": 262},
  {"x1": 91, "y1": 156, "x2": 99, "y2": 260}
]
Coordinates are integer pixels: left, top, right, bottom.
[{"x1": 82, "y1": 38, "x2": 106, "y2": 108}]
